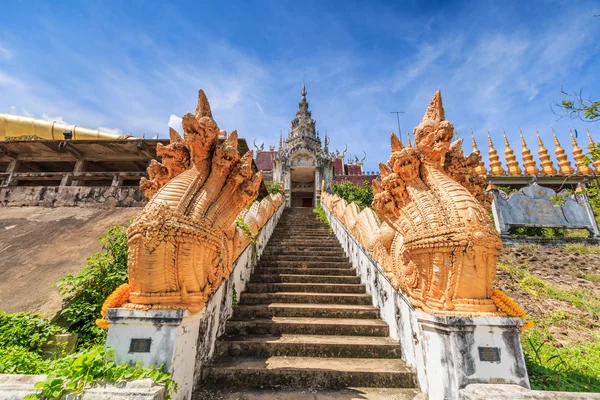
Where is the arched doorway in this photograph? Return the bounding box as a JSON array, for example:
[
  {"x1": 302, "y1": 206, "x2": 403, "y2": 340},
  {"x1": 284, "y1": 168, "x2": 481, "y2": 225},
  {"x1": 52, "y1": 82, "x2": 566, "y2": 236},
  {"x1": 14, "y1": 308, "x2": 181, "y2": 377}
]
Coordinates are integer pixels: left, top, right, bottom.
[{"x1": 289, "y1": 154, "x2": 315, "y2": 208}]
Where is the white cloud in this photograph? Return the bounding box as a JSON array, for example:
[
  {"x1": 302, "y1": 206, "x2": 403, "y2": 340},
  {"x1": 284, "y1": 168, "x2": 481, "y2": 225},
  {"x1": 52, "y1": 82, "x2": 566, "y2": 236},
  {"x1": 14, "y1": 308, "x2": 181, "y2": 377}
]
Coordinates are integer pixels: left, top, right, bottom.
[
  {"x1": 42, "y1": 113, "x2": 69, "y2": 124},
  {"x1": 256, "y1": 102, "x2": 264, "y2": 115},
  {"x1": 0, "y1": 44, "x2": 12, "y2": 60},
  {"x1": 98, "y1": 126, "x2": 123, "y2": 134},
  {"x1": 168, "y1": 114, "x2": 183, "y2": 134}
]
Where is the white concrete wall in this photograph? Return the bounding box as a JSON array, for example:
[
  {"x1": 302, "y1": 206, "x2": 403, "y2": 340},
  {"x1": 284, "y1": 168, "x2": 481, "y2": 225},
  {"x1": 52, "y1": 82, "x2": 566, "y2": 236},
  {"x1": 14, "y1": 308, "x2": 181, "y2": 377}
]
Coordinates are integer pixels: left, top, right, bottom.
[{"x1": 322, "y1": 202, "x2": 529, "y2": 400}]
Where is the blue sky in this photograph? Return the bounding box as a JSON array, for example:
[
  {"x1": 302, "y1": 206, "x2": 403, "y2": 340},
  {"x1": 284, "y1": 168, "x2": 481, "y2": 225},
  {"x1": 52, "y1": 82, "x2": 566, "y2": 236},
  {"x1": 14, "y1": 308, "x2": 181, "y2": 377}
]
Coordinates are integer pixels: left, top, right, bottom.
[{"x1": 1, "y1": 0, "x2": 599, "y2": 171}]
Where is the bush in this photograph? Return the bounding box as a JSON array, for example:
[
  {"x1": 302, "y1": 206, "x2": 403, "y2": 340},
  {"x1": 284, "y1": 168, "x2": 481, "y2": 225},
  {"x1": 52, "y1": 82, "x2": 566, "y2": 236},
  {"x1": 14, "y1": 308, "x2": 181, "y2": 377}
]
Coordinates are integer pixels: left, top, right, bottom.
[
  {"x1": 0, "y1": 346, "x2": 50, "y2": 375},
  {"x1": 0, "y1": 312, "x2": 67, "y2": 353},
  {"x1": 331, "y1": 180, "x2": 373, "y2": 209},
  {"x1": 267, "y1": 181, "x2": 284, "y2": 195},
  {"x1": 54, "y1": 226, "x2": 128, "y2": 344},
  {"x1": 313, "y1": 205, "x2": 332, "y2": 233}
]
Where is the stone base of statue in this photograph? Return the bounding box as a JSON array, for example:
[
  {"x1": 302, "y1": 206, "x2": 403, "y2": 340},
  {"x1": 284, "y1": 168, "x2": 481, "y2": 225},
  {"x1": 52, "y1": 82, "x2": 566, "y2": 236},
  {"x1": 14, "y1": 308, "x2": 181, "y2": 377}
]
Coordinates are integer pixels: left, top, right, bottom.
[{"x1": 105, "y1": 308, "x2": 202, "y2": 400}]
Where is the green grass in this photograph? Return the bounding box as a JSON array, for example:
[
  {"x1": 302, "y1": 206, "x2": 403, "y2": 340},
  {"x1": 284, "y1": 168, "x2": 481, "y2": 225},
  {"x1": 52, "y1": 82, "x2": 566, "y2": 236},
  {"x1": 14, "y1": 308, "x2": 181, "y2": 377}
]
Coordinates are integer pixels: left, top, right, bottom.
[
  {"x1": 562, "y1": 244, "x2": 600, "y2": 254},
  {"x1": 523, "y1": 329, "x2": 600, "y2": 392},
  {"x1": 584, "y1": 273, "x2": 600, "y2": 283}
]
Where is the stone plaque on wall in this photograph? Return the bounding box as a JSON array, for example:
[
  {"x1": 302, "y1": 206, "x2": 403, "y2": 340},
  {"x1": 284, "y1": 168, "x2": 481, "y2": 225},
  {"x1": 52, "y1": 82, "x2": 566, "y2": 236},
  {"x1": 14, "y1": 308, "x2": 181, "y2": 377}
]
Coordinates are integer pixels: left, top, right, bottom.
[{"x1": 492, "y1": 183, "x2": 600, "y2": 236}]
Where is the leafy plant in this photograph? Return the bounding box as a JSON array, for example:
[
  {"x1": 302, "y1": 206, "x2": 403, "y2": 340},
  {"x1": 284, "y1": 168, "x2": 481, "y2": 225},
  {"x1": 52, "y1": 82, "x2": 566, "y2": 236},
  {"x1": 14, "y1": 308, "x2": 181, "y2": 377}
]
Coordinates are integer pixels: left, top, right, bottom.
[
  {"x1": 267, "y1": 181, "x2": 284, "y2": 195},
  {"x1": 235, "y1": 217, "x2": 256, "y2": 241},
  {"x1": 0, "y1": 312, "x2": 67, "y2": 353},
  {"x1": 0, "y1": 346, "x2": 50, "y2": 375},
  {"x1": 54, "y1": 226, "x2": 128, "y2": 344},
  {"x1": 313, "y1": 205, "x2": 332, "y2": 233},
  {"x1": 23, "y1": 346, "x2": 176, "y2": 400},
  {"x1": 331, "y1": 180, "x2": 373, "y2": 209}
]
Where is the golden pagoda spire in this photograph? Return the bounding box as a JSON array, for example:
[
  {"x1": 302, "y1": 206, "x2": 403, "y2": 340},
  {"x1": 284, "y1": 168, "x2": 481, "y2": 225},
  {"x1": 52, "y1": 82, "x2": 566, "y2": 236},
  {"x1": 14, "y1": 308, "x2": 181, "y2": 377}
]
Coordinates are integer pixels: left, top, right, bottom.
[
  {"x1": 569, "y1": 129, "x2": 593, "y2": 175},
  {"x1": 537, "y1": 130, "x2": 557, "y2": 176},
  {"x1": 503, "y1": 129, "x2": 522, "y2": 176},
  {"x1": 552, "y1": 128, "x2": 574, "y2": 176},
  {"x1": 470, "y1": 129, "x2": 487, "y2": 176},
  {"x1": 519, "y1": 129, "x2": 539, "y2": 176},
  {"x1": 488, "y1": 130, "x2": 505, "y2": 176},
  {"x1": 587, "y1": 129, "x2": 600, "y2": 173}
]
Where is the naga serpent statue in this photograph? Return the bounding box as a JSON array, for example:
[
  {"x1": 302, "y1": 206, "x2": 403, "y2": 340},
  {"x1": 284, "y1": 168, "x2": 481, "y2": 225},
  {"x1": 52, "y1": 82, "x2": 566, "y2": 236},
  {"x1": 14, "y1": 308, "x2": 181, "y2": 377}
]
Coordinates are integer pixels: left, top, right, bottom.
[{"x1": 126, "y1": 90, "x2": 264, "y2": 313}]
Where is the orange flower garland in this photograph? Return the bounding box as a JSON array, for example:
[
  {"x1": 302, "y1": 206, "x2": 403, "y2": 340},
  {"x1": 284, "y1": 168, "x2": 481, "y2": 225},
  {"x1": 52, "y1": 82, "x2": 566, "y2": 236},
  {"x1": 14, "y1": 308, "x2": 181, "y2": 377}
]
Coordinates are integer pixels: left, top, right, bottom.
[
  {"x1": 95, "y1": 283, "x2": 131, "y2": 329},
  {"x1": 491, "y1": 289, "x2": 534, "y2": 332}
]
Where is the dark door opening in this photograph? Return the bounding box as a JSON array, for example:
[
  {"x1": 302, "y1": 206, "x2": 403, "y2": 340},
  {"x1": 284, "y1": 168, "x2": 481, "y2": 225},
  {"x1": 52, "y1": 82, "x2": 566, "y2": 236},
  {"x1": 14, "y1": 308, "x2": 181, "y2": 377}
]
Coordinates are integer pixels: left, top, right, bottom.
[{"x1": 302, "y1": 198, "x2": 313, "y2": 208}]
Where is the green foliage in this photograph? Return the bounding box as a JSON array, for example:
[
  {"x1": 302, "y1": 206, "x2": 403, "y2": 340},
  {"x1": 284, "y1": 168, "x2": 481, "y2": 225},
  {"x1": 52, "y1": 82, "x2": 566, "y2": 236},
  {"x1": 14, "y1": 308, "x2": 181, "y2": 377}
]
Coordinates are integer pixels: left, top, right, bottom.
[
  {"x1": 0, "y1": 346, "x2": 50, "y2": 375},
  {"x1": 523, "y1": 329, "x2": 600, "y2": 392},
  {"x1": 267, "y1": 181, "x2": 284, "y2": 195},
  {"x1": 22, "y1": 346, "x2": 176, "y2": 400},
  {"x1": 0, "y1": 312, "x2": 67, "y2": 353},
  {"x1": 559, "y1": 97, "x2": 600, "y2": 122},
  {"x1": 235, "y1": 216, "x2": 256, "y2": 241},
  {"x1": 331, "y1": 180, "x2": 373, "y2": 209},
  {"x1": 508, "y1": 226, "x2": 566, "y2": 238},
  {"x1": 313, "y1": 204, "x2": 332, "y2": 233},
  {"x1": 231, "y1": 286, "x2": 238, "y2": 310},
  {"x1": 54, "y1": 226, "x2": 129, "y2": 345},
  {"x1": 563, "y1": 243, "x2": 600, "y2": 255}
]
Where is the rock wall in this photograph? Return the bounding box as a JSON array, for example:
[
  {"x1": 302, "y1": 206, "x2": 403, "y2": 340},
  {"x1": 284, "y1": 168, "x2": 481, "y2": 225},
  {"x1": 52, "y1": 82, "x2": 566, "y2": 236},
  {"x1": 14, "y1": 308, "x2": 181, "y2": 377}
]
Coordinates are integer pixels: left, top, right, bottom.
[{"x1": 0, "y1": 186, "x2": 147, "y2": 207}]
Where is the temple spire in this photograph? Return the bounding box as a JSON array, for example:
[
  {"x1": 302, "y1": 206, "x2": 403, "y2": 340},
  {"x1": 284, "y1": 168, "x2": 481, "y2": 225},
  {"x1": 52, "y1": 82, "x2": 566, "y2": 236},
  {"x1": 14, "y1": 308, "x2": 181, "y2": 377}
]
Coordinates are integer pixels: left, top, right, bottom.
[
  {"x1": 519, "y1": 129, "x2": 539, "y2": 176},
  {"x1": 279, "y1": 130, "x2": 283, "y2": 149},
  {"x1": 488, "y1": 130, "x2": 505, "y2": 176},
  {"x1": 537, "y1": 130, "x2": 557, "y2": 176},
  {"x1": 503, "y1": 129, "x2": 522, "y2": 176},
  {"x1": 470, "y1": 129, "x2": 487, "y2": 176},
  {"x1": 587, "y1": 129, "x2": 600, "y2": 173},
  {"x1": 552, "y1": 128, "x2": 574, "y2": 176},
  {"x1": 570, "y1": 129, "x2": 593, "y2": 175},
  {"x1": 407, "y1": 132, "x2": 413, "y2": 148}
]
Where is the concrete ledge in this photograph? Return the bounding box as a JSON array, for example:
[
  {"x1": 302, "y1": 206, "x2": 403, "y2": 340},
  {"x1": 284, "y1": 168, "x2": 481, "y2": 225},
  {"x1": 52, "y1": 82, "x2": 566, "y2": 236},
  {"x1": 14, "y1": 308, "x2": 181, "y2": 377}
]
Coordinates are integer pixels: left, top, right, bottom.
[
  {"x1": 459, "y1": 384, "x2": 600, "y2": 399},
  {"x1": 0, "y1": 186, "x2": 146, "y2": 207},
  {"x1": 0, "y1": 375, "x2": 165, "y2": 400}
]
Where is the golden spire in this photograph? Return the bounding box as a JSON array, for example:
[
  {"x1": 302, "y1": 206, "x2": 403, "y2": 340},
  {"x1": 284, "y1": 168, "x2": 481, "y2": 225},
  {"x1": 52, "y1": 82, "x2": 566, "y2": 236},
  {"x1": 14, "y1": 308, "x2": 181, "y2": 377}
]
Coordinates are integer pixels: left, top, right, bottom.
[
  {"x1": 552, "y1": 128, "x2": 574, "y2": 176},
  {"x1": 407, "y1": 132, "x2": 413, "y2": 148},
  {"x1": 569, "y1": 129, "x2": 593, "y2": 175},
  {"x1": 503, "y1": 129, "x2": 522, "y2": 176},
  {"x1": 488, "y1": 130, "x2": 505, "y2": 176},
  {"x1": 537, "y1": 130, "x2": 557, "y2": 176},
  {"x1": 587, "y1": 129, "x2": 600, "y2": 173},
  {"x1": 470, "y1": 129, "x2": 487, "y2": 176},
  {"x1": 519, "y1": 129, "x2": 539, "y2": 176},
  {"x1": 421, "y1": 90, "x2": 445, "y2": 123}
]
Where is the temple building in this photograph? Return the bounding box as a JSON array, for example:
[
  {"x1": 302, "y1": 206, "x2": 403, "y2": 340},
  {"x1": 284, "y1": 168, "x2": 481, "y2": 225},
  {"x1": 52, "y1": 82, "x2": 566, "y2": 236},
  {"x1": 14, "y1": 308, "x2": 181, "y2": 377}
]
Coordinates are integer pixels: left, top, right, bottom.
[{"x1": 254, "y1": 84, "x2": 377, "y2": 207}]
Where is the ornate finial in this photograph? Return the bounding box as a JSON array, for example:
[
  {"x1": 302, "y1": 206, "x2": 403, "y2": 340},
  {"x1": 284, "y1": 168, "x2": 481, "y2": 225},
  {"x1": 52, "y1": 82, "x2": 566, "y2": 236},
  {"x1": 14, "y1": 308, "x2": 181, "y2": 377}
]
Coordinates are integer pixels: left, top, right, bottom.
[
  {"x1": 552, "y1": 128, "x2": 575, "y2": 176},
  {"x1": 279, "y1": 130, "x2": 283, "y2": 148},
  {"x1": 570, "y1": 129, "x2": 593, "y2": 175},
  {"x1": 502, "y1": 129, "x2": 522, "y2": 176},
  {"x1": 301, "y1": 82, "x2": 306, "y2": 98},
  {"x1": 391, "y1": 132, "x2": 404, "y2": 152},
  {"x1": 360, "y1": 150, "x2": 366, "y2": 164},
  {"x1": 487, "y1": 130, "x2": 505, "y2": 176},
  {"x1": 519, "y1": 129, "x2": 539, "y2": 176},
  {"x1": 421, "y1": 90, "x2": 445, "y2": 124},
  {"x1": 407, "y1": 132, "x2": 413, "y2": 148},
  {"x1": 195, "y1": 89, "x2": 213, "y2": 119},
  {"x1": 470, "y1": 129, "x2": 487, "y2": 176},
  {"x1": 169, "y1": 127, "x2": 184, "y2": 143},
  {"x1": 537, "y1": 130, "x2": 557, "y2": 176},
  {"x1": 586, "y1": 129, "x2": 600, "y2": 173}
]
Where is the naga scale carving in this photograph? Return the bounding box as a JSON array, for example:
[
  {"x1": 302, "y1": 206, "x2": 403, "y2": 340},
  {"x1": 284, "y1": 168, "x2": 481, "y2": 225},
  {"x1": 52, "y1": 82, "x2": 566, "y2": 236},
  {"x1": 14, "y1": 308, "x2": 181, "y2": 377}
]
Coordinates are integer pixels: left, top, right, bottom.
[
  {"x1": 322, "y1": 91, "x2": 502, "y2": 316},
  {"x1": 126, "y1": 90, "x2": 283, "y2": 313}
]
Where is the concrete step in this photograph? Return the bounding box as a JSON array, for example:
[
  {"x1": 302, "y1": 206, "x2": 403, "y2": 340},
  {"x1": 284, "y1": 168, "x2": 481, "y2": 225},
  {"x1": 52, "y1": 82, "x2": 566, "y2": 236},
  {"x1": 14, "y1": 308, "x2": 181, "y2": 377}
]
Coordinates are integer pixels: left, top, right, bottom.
[
  {"x1": 267, "y1": 240, "x2": 339, "y2": 246},
  {"x1": 254, "y1": 267, "x2": 357, "y2": 276},
  {"x1": 259, "y1": 260, "x2": 353, "y2": 268},
  {"x1": 244, "y1": 282, "x2": 366, "y2": 294},
  {"x1": 233, "y1": 303, "x2": 380, "y2": 319},
  {"x1": 215, "y1": 334, "x2": 402, "y2": 358},
  {"x1": 194, "y1": 387, "x2": 420, "y2": 400},
  {"x1": 239, "y1": 292, "x2": 373, "y2": 305},
  {"x1": 262, "y1": 249, "x2": 345, "y2": 256},
  {"x1": 225, "y1": 317, "x2": 389, "y2": 336},
  {"x1": 250, "y1": 274, "x2": 361, "y2": 284},
  {"x1": 202, "y1": 356, "x2": 417, "y2": 389},
  {"x1": 260, "y1": 255, "x2": 348, "y2": 263}
]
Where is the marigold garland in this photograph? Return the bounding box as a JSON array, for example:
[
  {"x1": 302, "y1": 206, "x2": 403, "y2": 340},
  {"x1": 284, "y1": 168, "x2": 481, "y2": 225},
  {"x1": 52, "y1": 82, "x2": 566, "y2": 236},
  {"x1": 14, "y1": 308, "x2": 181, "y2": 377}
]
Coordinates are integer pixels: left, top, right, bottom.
[
  {"x1": 95, "y1": 283, "x2": 131, "y2": 329},
  {"x1": 491, "y1": 289, "x2": 534, "y2": 333}
]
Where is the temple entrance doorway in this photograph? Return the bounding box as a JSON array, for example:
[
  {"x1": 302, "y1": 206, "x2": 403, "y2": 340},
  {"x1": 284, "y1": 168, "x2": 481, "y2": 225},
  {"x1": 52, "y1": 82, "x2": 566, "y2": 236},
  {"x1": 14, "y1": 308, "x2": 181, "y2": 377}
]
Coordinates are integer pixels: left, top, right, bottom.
[{"x1": 290, "y1": 167, "x2": 315, "y2": 208}]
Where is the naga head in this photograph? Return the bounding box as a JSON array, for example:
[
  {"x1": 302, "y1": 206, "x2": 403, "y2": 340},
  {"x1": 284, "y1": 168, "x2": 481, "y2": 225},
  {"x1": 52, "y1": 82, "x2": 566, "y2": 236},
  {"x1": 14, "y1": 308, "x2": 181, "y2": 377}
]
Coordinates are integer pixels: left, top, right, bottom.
[
  {"x1": 414, "y1": 90, "x2": 454, "y2": 166},
  {"x1": 388, "y1": 133, "x2": 420, "y2": 183}
]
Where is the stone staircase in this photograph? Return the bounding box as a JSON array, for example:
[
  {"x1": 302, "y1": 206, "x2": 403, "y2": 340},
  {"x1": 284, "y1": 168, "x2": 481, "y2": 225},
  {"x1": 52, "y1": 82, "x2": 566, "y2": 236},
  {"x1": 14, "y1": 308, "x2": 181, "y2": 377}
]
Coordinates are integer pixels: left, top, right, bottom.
[{"x1": 197, "y1": 207, "x2": 418, "y2": 399}]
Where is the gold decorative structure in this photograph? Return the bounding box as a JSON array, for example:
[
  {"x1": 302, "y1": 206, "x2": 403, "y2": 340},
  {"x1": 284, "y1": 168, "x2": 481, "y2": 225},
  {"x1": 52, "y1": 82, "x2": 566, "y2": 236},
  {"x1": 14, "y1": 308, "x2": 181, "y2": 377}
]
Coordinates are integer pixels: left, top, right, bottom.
[
  {"x1": 536, "y1": 130, "x2": 557, "y2": 176},
  {"x1": 502, "y1": 129, "x2": 522, "y2": 176},
  {"x1": 587, "y1": 129, "x2": 600, "y2": 173},
  {"x1": 125, "y1": 90, "x2": 283, "y2": 313},
  {"x1": 570, "y1": 129, "x2": 593, "y2": 176},
  {"x1": 470, "y1": 130, "x2": 487, "y2": 176},
  {"x1": 552, "y1": 128, "x2": 575, "y2": 176},
  {"x1": 487, "y1": 131, "x2": 505, "y2": 176},
  {"x1": 519, "y1": 129, "x2": 539, "y2": 176},
  {"x1": 0, "y1": 113, "x2": 132, "y2": 140},
  {"x1": 325, "y1": 91, "x2": 502, "y2": 316}
]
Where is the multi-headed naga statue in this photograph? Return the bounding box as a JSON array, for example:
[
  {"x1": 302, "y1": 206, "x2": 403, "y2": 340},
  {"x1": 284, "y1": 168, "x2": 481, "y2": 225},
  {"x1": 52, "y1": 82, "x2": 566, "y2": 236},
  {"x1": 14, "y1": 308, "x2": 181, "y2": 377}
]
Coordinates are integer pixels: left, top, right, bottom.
[
  {"x1": 127, "y1": 90, "x2": 263, "y2": 312},
  {"x1": 372, "y1": 91, "x2": 502, "y2": 315}
]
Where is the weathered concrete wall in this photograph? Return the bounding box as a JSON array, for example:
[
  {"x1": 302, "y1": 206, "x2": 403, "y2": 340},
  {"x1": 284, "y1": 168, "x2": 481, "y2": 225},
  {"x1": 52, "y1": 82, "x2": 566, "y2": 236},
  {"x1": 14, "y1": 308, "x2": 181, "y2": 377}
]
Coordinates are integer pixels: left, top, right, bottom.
[
  {"x1": 460, "y1": 384, "x2": 600, "y2": 399},
  {"x1": 0, "y1": 186, "x2": 147, "y2": 208},
  {"x1": 323, "y1": 203, "x2": 530, "y2": 400},
  {"x1": 104, "y1": 203, "x2": 285, "y2": 400},
  {"x1": 0, "y1": 206, "x2": 140, "y2": 314},
  {"x1": 0, "y1": 375, "x2": 165, "y2": 399}
]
